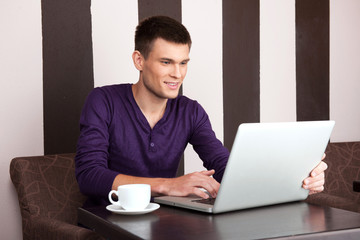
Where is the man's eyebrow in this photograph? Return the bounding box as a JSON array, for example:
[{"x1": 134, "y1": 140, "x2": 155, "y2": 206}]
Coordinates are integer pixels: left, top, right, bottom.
[{"x1": 160, "y1": 57, "x2": 190, "y2": 62}]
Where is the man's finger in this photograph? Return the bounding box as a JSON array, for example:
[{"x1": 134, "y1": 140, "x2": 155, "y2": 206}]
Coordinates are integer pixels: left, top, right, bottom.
[
  {"x1": 303, "y1": 173, "x2": 325, "y2": 189},
  {"x1": 311, "y1": 161, "x2": 328, "y2": 177},
  {"x1": 200, "y1": 169, "x2": 215, "y2": 176},
  {"x1": 193, "y1": 187, "x2": 210, "y2": 199}
]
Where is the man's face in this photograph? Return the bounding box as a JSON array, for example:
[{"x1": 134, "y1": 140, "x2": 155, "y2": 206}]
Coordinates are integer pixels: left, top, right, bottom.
[{"x1": 140, "y1": 38, "x2": 190, "y2": 100}]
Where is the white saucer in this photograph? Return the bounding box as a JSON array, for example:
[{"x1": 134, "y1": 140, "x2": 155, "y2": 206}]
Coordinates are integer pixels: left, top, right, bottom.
[{"x1": 106, "y1": 203, "x2": 160, "y2": 215}]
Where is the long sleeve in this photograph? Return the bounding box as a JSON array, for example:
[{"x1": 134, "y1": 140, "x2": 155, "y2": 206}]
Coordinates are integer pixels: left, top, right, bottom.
[
  {"x1": 189, "y1": 103, "x2": 229, "y2": 182},
  {"x1": 75, "y1": 88, "x2": 119, "y2": 198}
]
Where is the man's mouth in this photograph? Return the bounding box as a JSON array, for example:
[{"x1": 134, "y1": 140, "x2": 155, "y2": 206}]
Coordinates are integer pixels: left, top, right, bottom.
[{"x1": 165, "y1": 82, "x2": 179, "y2": 89}]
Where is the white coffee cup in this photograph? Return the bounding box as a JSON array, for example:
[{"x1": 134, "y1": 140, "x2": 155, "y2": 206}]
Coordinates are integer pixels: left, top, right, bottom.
[{"x1": 108, "y1": 184, "x2": 151, "y2": 210}]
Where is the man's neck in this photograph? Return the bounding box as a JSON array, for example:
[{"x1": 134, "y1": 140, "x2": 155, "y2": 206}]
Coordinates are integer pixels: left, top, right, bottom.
[{"x1": 132, "y1": 83, "x2": 167, "y2": 129}]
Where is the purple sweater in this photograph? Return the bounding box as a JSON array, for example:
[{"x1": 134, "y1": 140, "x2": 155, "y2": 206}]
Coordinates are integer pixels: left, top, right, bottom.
[{"x1": 75, "y1": 84, "x2": 229, "y2": 204}]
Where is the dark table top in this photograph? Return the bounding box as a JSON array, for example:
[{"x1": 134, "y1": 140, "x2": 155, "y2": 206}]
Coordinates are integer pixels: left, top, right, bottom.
[{"x1": 78, "y1": 201, "x2": 360, "y2": 240}]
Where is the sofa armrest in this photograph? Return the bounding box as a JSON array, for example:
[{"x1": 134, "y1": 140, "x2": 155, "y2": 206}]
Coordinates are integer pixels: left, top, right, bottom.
[
  {"x1": 27, "y1": 216, "x2": 103, "y2": 240},
  {"x1": 305, "y1": 192, "x2": 360, "y2": 213}
]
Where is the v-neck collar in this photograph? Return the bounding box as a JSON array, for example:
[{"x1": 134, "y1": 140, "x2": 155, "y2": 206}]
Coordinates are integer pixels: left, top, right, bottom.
[{"x1": 127, "y1": 84, "x2": 171, "y2": 131}]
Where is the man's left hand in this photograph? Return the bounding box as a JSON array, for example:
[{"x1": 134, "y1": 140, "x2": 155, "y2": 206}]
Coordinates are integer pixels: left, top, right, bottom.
[{"x1": 302, "y1": 154, "x2": 328, "y2": 195}]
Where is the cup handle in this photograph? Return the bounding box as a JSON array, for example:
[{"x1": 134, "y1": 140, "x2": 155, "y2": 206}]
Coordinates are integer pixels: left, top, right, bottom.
[{"x1": 108, "y1": 190, "x2": 119, "y2": 205}]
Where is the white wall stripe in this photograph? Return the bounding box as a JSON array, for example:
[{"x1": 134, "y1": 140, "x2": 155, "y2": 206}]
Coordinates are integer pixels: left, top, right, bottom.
[
  {"x1": 182, "y1": 0, "x2": 223, "y2": 174},
  {"x1": 330, "y1": 0, "x2": 360, "y2": 142},
  {"x1": 92, "y1": 0, "x2": 139, "y2": 87},
  {"x1": 1, "y1": 1, "x2": 43, "y2": 239},
  {"x1": 260, "y1": 0, "x2": 296, "y2": 123}
]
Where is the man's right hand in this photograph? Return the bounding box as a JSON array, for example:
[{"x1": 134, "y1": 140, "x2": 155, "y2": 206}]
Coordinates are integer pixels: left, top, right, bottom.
[{"x1": 159, "y1": 169, "x2": 220, "y2": 199}]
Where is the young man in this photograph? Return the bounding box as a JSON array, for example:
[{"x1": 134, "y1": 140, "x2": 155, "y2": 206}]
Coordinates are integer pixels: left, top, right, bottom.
[{"x1": 75, "y1": 16, "x2": 327, "y2": 206}]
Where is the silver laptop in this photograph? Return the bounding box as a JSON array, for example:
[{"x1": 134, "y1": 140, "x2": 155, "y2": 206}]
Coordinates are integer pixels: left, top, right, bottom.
[{"x1": 154, "y1": 120, "x2": 335, "y2": 214}]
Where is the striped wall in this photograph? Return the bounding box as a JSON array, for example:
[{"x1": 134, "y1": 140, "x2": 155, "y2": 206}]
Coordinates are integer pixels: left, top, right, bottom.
[{"x1": 2, "y1": 1, "x2": 360, "y2": 239}]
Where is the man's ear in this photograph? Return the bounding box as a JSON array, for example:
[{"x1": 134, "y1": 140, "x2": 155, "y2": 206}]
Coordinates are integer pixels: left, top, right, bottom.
[{"x1": 132, "y1": 50, "x2": 144, "y2": 71}]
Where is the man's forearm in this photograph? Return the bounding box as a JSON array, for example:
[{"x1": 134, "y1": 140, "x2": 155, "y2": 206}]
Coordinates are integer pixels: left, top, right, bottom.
[
  {"x1": 112, "y1": 174, "x2": 169, "y2": 197},
  {"x1": 112, "y1": 170, "x2": 220, "y2": 199}
]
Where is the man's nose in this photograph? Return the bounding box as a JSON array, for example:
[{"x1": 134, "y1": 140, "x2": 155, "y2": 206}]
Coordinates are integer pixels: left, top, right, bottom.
[{"x1": 171, "y1": 64, "x2": 182, "y2": 79}]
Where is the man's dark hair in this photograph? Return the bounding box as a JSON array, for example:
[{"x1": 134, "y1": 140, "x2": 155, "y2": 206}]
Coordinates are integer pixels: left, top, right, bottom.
[{"x1": 135, "y1": 16, "x2": 192, "y2": 59}]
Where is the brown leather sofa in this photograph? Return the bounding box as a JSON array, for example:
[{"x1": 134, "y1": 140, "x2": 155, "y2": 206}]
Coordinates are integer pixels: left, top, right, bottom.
[
  {"x1": 306, "y1": 141, "x2": 360, "y2": 212},
  {"x1": 10, "y1": 153, "x2": 103, "y2": 240}
]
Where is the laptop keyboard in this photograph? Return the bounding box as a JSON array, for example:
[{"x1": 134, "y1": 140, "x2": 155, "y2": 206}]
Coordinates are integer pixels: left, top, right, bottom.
[{"x1": 192, "y1": 198, "x2": 216, "y2": 205}]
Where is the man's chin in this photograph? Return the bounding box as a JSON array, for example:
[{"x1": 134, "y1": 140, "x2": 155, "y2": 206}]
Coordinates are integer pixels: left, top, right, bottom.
[{"x1": 167, "y1": 91, "x2": 181, "y2": 99}]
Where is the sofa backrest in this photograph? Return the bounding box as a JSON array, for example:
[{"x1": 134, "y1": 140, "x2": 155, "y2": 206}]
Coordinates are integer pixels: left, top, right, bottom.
[{"x1": 10, "y1": 153, "x2": 87, "y2": 224}]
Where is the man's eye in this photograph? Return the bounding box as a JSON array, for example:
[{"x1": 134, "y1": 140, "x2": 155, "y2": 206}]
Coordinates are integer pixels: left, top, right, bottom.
[{"x1": 161, "y1": 61, "x2": 170, "y2": 64}]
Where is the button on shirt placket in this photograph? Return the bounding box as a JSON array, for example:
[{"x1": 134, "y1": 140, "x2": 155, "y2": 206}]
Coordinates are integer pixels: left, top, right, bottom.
[{"x1": 149, "y1": 132, "x2": 157, "y2": 152}]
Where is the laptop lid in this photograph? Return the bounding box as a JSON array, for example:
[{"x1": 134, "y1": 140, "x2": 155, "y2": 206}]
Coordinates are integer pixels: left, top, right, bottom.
[{"x1": 154, "y1": 120, "x2": 335, "y2": 214}]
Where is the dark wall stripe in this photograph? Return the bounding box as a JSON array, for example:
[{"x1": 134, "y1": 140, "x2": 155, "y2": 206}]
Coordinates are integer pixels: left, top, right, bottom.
[
  {"x1": 223, "y1": 0, "x2": 260, "y2": 150},
  {"x1": 296, "y1": 0, "x2": 329, "y2": 121},
  {"x1": 42, "y1": 0, "x2": 94, "y2": 154},
  {"x1": 138, "y1": 0, "x2": 184, "y2": 176},
  {"x1": 138, "y1": 0, "x2": 181, "y2": 22}
]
